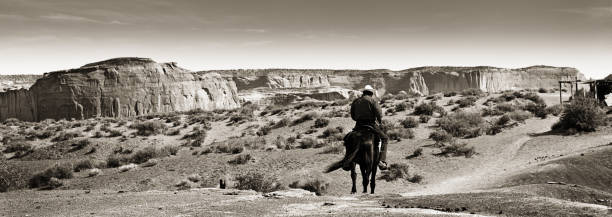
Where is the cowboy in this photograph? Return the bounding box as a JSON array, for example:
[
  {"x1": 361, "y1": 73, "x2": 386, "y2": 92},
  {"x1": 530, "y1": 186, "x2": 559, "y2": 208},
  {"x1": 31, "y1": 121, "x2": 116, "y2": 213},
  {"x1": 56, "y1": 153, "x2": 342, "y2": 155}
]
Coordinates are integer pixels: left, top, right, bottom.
[{"x1": 343, "y1": 85, "x2": 389, "y2": 170}]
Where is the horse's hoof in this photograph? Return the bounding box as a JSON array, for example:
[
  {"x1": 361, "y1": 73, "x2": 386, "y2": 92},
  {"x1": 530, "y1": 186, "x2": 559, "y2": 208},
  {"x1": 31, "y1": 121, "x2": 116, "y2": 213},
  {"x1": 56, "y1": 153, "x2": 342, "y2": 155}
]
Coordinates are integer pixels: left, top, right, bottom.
[{"x1": 351, "y1": 191, "x2": 356, "y2": 194}]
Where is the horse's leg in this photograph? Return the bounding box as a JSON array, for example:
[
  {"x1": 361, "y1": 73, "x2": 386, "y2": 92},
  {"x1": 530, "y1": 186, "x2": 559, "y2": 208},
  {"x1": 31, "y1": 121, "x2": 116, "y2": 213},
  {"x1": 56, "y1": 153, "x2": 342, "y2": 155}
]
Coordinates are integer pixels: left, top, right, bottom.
[
  {"x1": 369, "y1": 141, "x2": 377, "y2": 194},
  {"x1": 350, "y1": 164, "x2": 357, "y2": 194},
  {"x1": 360, "y1": 165, "x2": 369, "y2": 193},
  {"x1": 370, "y1": 162, "x2": 378, "y2": 194}
]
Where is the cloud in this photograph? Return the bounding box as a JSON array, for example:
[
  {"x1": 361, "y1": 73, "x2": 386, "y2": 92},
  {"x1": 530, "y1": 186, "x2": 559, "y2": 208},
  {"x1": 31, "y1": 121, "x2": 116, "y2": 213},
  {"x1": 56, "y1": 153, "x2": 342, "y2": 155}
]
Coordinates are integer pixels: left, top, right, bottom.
[
  {"x1": 0, "y1": 13, "x2": 28, "y2": 20},
  {"x1": 241, "y1": 40, "x2": 273, "y2": 46},
  {"x1": 225, "y1": 28, "x2": 267, "y2": 33},
  {"x1": 555, "y1": 6, "x2": 612, "y2": 18},
  {"x1": 40, "y1": 13, "x2": 128, "y2": 25}
]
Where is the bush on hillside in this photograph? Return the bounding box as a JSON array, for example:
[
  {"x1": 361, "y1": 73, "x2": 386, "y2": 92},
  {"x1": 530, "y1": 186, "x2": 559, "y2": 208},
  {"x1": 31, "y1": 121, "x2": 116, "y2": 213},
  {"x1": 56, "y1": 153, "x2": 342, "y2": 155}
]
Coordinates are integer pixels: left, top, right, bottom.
[
  {"x1": 461, "y1": 88, "x2": 483, "y2": 96},
  {"x1": 313, "y1": 118, "x2": 330, "y2": 128},
  {"x1": 456, "y1": 96, "x2": 478, "y2": 108},
  {"x1": 29, "y1": 164, "x2": 73, "y2": 188},
  {"x1": 419, "y1": 115, "x2": 430, "y2": 123},
  {"x1": 234, "y1": 171, "x2": 284, "y2": 193},
  {"x1": 379, "y1": 163, "x2": 410, "y2": 181},
  {"x1": 52, "y1": 132, "x2": 81, "y2": 142},
  {"x1": 552, "y1": 97, "x2": 606, "y2": 132},
  {"x1": 73, "y1": 159, "x2": 95, "y2": 172},
  {"x1": 545, "y1": 104, "x2": 563, "y2": 116},
  {"x1": 429, "y1": 130, "x2": 453, "y2": 145},
  {"x1": 292, "y1": 112, "x2": 319, "y2": 126},
  {"x1": 228, "y1": 154, "x2": 253, "y2": 165},
  {"x1": 523, "y1": 102, "x2": 548, "y2": 118},
  {"x1": 130, "y1": 120, "x2": 167, "y2": 136},
  {"x1": 289, "y1": 179, "x2": 329, "y2": 196},
  {"x1": 387, "y1": 128, "x2": 415, "y2": 141},
  {"x1": 413, "y1": 102, "x2": 442, "y2": 116},
  {"x1": 436, "y1": 112, "x2": 484, "y2": 138},
  {"x1": 508, "y1": 110, "x2": 531, "y2": 123},
  {"x1": 400, "y1": 117, "x2": 419, "y2": 128},
  {"x1": 438, "y1": 142, "x2": 476, "y2": 158}
]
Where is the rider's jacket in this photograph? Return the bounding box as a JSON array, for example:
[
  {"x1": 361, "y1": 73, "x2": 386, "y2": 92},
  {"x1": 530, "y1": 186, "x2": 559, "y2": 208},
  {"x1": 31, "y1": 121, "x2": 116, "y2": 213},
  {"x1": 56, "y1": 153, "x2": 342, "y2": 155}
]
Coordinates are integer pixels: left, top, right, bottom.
[{"x1": 350, "y1": 95, "x2": 382, "y2": 126}]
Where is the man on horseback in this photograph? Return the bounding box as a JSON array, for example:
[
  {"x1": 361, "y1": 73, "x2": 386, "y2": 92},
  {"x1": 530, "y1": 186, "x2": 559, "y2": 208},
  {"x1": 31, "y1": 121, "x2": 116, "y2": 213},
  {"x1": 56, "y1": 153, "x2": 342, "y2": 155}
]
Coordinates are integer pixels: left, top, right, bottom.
[{"x1": 342, "y1": 85, "x2": 389, "y2": 170}]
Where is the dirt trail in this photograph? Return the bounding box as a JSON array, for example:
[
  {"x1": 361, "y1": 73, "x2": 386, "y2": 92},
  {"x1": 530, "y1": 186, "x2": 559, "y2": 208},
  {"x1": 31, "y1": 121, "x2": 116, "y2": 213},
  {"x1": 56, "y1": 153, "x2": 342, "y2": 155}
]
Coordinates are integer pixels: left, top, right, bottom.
[{"x1": 403, "y1": 118, "x2": 555, "y2": 196}]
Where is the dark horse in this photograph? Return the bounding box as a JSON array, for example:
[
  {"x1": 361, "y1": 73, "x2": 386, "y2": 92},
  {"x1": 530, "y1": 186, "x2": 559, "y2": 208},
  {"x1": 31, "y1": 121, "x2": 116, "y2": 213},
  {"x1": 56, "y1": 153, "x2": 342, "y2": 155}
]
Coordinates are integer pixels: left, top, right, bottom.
[{"x1": 325, "y1": 127, "x2": 380, "y2": 194}]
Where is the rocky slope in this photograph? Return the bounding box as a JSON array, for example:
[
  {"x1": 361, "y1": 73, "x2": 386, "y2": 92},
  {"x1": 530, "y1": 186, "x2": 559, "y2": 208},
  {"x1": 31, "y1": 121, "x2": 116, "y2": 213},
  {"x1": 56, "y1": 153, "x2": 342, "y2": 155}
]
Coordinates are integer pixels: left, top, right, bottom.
[
  {"x1": 0, "y1": 58, "x2": 240, "y2": 122},
  {"x1": 201, "y1": 66, "x2": 583, "y2": 104},
  {"x1": 0, "y1": 75, "x2": 41, "y2": 92}
]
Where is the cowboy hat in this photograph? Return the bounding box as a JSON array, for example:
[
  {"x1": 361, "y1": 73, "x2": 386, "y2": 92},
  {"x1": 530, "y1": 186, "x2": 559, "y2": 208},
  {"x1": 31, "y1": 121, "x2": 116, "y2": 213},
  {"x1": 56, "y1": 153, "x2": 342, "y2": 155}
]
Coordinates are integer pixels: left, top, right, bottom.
[{"x1": 361, "y1": 85, "x2": 377, "y2": 96}]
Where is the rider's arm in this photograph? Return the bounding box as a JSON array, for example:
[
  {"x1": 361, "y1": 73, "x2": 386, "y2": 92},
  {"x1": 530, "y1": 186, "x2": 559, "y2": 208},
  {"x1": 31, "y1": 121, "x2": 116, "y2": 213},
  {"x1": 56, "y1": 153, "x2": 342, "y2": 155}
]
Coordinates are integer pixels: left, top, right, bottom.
[{"x1": 371, "y1": 99, "x2": 383, "y2": 125}]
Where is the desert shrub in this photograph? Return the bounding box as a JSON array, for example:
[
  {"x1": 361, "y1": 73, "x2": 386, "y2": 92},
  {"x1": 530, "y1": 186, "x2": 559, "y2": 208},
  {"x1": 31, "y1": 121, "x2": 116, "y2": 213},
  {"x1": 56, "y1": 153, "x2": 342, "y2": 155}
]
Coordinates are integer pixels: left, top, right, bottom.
[
  {"x1": 379, "y1": 163, "x2": 411, "y2": 181},
  {"x1": 182, "y1": 126, "x2": 207, "y2": 147},
  {"x1": 313, "y1": 118, "x2": 330, "y2": 128},
  {"x1": 331, "y1": 99, "x2": 351, "y2": 106},
  {"x1": 289, "y1": 179, "x2": 329, "y2": 196},
  {"x1": 508, "y1": 110, "x2": 531, "y2": 123},
  {"x1": 552, "y1": 97, "x2": 606, "y2": 132},
  {"x1": 461, "y1": 88, "x2": 483, "y2": 96},
  {"x1": 523, "y1": 92, "x2": 545, "y2": 105},
  {"x1": 73, "y1": 159, "x2": 95, "y2": 172},
  {"x1": 444, "y1": 91, "x2": 458, "y2": 97},
  {"x1": 272, "y1": 118, "x2": 290, "y2": 129},
  {"x1": 523, "y1": 102, "x2": 548, "y2": 118},
  {"x1": 52, "y1": 132, "x2": 81, "y2": 142},
  {"x1": 234, "y1": 171, "x2": 283, "y2": 193},
  {"x1": 429, "y1": 130, "x2": 453, "y2": 145},
  {"x1": 93, "y1": 131, "x2": 103, "y2": 138},
  {"x1": 400, "y1": 117, "x2": 419, "y2": 128},
  {"x1": 256, "y1": 125, "x2": 272, "y2": 136},
  {"x1": 495, "y1": 103, "x2": 516, "y2": 113},
  {"x1": 118, "y1": 163, "x2": 137, "y2": 172},
  {"x1": 187, "y1": 174, "x2": 202, "y2": 182},
  {"x1": 413, "y1": 102, "x2": 435, "y2": 116},
  {"x1": 228, "y1": 154, "x2": 253, "y2": 165},
  {"x1": 436, "y1": 112, "x2": 484, "y2": 138},
  {"x1": 141, "y1": 159, "x2": 158, "y2": 167},
  {"x1": 70, "y1": 139, "x2": 91, "y2": 151},
  {"x1": 0, "y1": 160, "x2": 30, "y2": 192},
  {"x1": 129, "y1": 147, "x2": 158, "y2": 164},
  {"x1": 413, "y1": 102, "x2": 444, "y2": 116},
  {"x1": 35, "y1": 129, "x2": 56, "y2": 139},
  {"x1": 299, "y1": 137, "x2": 319, "y2": 149},
  {"x1": 407, "y1": 148, "x2": 423, "y2": 159},
  {"x1": 130, "y1": 120, "x2": 167, "y2": 136},
  {"x1": 439, "y1": 142, "x2": 475, "y2": 158},
  {"x1": 165, "y1": 128, "x2": 180, "y2": 136},
  {"x1": 319, "y1": 127, "x2": 344, "y2": 141},
  {"x1": 292, "y1": 112, "x2": 319, "y2": 126},
  {"x1": 545, "y1": 104, "x2": 562, "y2": 116},
  {"x1": 456, "y1": 96, "x2": 478, "y2": 108},
  {"x1": 496, "y1": 115, "x2": 511, "y2": 126},
  {"x1": 538, "y1": 88, "x2": 548, "y2": 93},
  {"x1": 419, "y1": 115, "x2": 430, "y2": 123},
  {"x1": 408, "y1": 174, "x2": 423, "y2": 183},
  {"x1": 387, "y1": 128, "x2": 415, "y2": 141},
  {"x1": 394, "y1": 102, "x2": 412, "y2": 112},
  {"x1": 319, "y1": 144, "x2": 344, "y2": 154},
  {"x1": 159, "y1": 145, "x2": 179, "y2": 156},
  {"x1": 29, "y1": 164, "x2": 73, "y2": 188},
  {"x1": 108, "y1": 130, "x2": 122, "y2": 137},
  {"x1": 3, "y1": 140, "x2": 33, "y2": 154},
  {"x1": 106, "y1": 155, "x2": 123, "y2": 168}
]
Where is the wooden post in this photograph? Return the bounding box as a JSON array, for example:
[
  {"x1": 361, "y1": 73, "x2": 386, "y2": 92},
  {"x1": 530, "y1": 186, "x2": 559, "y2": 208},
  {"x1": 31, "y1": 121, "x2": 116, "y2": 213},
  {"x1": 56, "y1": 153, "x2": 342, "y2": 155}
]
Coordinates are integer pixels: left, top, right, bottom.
[
  {"x1": 575, "y1": 77, "x2": 579, "y2": 97},
  {"x1": 559, "y1": 82, "x2": 562, "y2": 107}
]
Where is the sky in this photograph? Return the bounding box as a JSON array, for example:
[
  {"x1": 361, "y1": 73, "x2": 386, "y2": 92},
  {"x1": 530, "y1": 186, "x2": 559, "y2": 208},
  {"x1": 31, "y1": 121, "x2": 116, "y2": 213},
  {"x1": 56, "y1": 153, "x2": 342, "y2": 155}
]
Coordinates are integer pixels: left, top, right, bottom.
[{"x1": 0, "y1": 0, "x2": 611, "y2": 79}]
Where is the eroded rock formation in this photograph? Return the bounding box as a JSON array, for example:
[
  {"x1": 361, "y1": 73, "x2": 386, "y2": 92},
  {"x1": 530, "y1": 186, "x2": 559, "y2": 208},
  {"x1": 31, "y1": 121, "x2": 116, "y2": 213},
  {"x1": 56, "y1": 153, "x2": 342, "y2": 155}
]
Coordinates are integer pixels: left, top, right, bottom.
[
  {"x1": 0, "y1": 58, "x2": 240, "y2": 121},
  {"x1": 202, "y1": 66, "x2": 583, "y2": 104}
]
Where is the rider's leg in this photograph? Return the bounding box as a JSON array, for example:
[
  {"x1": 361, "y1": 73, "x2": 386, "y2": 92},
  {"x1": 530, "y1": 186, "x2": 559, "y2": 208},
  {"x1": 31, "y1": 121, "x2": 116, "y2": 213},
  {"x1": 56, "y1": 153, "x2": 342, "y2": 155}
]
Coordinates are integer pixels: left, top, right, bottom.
[{"x1": 374, "y1": 125, "x2": 389, "y2": 169}]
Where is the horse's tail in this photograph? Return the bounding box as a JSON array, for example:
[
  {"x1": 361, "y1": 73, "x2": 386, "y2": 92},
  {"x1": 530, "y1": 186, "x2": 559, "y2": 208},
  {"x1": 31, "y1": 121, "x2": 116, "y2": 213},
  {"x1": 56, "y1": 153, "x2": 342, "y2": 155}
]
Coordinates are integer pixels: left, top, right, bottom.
[{"x1": 324, "y1": 160, "x2": 344, "y2": 173}]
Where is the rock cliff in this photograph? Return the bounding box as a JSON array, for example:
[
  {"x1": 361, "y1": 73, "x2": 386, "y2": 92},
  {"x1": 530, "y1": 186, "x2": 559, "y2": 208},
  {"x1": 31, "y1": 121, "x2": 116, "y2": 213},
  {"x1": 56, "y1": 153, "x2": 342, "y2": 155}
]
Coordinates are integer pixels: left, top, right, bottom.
[
  {"x1": 0, "y1": 58, "x2": 240, "y2": 121},
  {"x1": 0, "y1": 75, "x2": 41, "y2": 92},
  {"x1": 202, "y1": 66, "x2": 583, "y2": 104}
]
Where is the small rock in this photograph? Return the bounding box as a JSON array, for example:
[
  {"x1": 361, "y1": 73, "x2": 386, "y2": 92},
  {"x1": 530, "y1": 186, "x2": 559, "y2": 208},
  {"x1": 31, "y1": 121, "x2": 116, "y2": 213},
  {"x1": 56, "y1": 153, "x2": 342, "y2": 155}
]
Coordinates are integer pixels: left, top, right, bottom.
[
  {"x1": 84, "y1": 190, "x2": 91, "y2": 194},
  {"x1": 117, "y1": 190, "x2": 125, "y2": 194},
  {"x1": 323, "y1": 202, "x2": 335, "y2": 206},
  {"x1": 35, "y1": 206, "x2": 41, "y2": 209}
]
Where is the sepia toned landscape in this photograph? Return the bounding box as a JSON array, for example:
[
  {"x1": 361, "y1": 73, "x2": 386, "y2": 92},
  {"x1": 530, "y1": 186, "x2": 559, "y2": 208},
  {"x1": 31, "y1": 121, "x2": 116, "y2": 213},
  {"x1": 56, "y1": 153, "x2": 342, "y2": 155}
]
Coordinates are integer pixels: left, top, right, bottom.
[
  {"x1": 1, "y1": 57, "x2": 611, "y2": 216},
  {"x1": 2, "y1": 0, "x2": 612, "y2": 216}
]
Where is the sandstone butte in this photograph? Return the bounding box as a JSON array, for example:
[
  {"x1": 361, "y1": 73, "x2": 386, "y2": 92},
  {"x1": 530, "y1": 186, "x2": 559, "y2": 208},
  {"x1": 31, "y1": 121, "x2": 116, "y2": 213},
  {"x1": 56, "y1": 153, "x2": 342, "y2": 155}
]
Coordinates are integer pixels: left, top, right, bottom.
[{"x1": 1, "y1": 57, "x2": 584, "y2": 122}]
